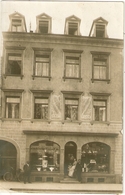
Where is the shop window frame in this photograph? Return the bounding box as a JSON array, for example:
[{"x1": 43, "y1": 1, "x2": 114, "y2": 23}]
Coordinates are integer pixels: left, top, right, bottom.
[
  {"x1": 91, "y1": 51, "x2": 111, "y2": 83},
  {"x1": 63, "y1": 49, "x2": 83, "y2": 82},
  {"x1": 32, "y1": 48, "x2": 53, "y2": 80}
]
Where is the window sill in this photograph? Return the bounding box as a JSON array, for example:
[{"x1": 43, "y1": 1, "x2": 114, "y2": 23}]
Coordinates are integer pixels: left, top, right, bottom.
[
  {"x1": 1, "y1": 118, "x2": 22, "y2": 122},
  {"x1": 91, "y1": 79, "x2": 110, "y2": 84},
  {"x1": 4, "y1": 74, "x2": 24, "y2": 79},
  {"x1": 90, "y1": 121, "x2": 110, "y2": 125},
  {"x1": 62, "y1": 120, "x2": 81, "y2": 125},
  {"x1": 31, "y1": 119, "x2": 51, "y2": 124},
  {"x1": 63, "y1": 77, "x2": 82, "y2": 82},
  {"x1": 32, "y1": 75, "x2": 51, "y2": 81}
]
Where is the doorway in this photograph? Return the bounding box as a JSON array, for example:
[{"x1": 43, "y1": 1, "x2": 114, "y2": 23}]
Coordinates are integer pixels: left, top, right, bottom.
[{"x1": 64, "y1": 141, "x2": 77, "y2": 176}]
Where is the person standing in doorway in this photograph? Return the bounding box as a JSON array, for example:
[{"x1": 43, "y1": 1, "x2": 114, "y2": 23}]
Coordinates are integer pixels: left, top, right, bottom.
[
  {"x1": 23, "y1": 161, "x2": 31, "y2": 184},
  {"x1": 75, "y1": 159, "x2": 82, "y2": 182}
]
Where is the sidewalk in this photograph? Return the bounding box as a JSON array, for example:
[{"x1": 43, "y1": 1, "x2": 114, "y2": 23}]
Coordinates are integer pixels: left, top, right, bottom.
[{"x1": 0, "y1": 180, "x2": 123, "y2": 194}]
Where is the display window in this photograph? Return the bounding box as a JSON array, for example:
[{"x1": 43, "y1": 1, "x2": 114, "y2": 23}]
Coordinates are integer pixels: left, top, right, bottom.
[
  {"x1": 81, "y1": 142, "x2": 110, "y2": 173},
  {"x1": 30, "y1": 140, "x2": 60, "y2": 172}
]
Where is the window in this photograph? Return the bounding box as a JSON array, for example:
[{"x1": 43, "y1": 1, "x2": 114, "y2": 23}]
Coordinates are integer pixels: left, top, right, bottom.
[
  {"x1": 35, "y1": 55, "x2": 49, "y2": 77},
  {"x1": 89, "y1": 17, "x2": 108, "y2": 38},
  {"x1": 91, "y1": 52, "x2": 110, "y2": 83},
  {"x1": 65, "y1": 99, "x2": 78, "y2": 120},
  {"x1": 34, "y1": 98, "x2": 48, "y2": 119},
  {"x1": 39, "y1": 21, "x2": 49, "y2": 34},
  {"x1": 32, "y1": 48, "x2": 53, "y2": 79},
  {"x1": 31, "y1": 90, "x2": 52, "y2": 121},
  {"x1": 96, "y1": 24, "x2": 105, "y2": 38},
  {"x1": 63, "y1": 50, "x2": 83, "y2": 81},
  {"x1": 81, "y1": 142, "x2": 110, "y2": 173},
  {"x1": 7, "y1": 53, "x2": 21, "y2": 75},
  {"x1": 30, "y1": 140, "x2": 60, "y2": 172},
  {"x1": 9, "y1": 12, "x2": 27, "y2": 32},
  {"x1": 90, "y1": 92, "x2": 111, "y2": 123},
  {"x1": 93, "y1": 100, "x2": 106, "y2": 121},
  {"x1": 36, "y1": 13, "x2": 52, "y2": 34},
  {"x1": 62, "y1": 91, "x2": 83, "y2": 122},
  {"x1": 68, "y1": 22, "x2": 78, "y2": 35},
  {"x1": 6, "y1": 97, "x2": 20, "y2": 118},
  {"x1": 5, "y1": 47, "x2": 25, "y2": 78},
  {"x1": 3, "y1": 89, "x2": 23, "y2": 120},
  {"x1": 11, "y1": 19, "x2": 22, "y2": 32},
  {"x1": 64, "y1": 15, "x2": 81, "y2": 35}
]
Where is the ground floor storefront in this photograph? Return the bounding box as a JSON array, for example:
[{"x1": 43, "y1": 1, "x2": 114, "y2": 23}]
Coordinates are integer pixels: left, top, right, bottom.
[{"x1": 0, "y1": 130, "x2": 122, "y2": 183}]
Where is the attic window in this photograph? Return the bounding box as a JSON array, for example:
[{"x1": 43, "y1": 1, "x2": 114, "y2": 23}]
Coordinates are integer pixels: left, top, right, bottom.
[
  {"x1": 39, "y1": 21, "x2": 49, "y2": 34},
  {"x1": 12, "y1": 19, "x2": 22, "y2": 32},
  {"x1": 68, "y1": 22, "x2": 78, "y2": 35},
  {"x1": 96, "y1": 24, "x2": 105, "y2": 38}
]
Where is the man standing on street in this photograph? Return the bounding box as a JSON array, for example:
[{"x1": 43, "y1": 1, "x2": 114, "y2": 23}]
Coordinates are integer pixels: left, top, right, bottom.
[
  {"x1": 23, "y1": 161, "x2": 31, "y2": 184},
  {"x1": 75, "y1": 159, "x2": 82, "y2": 182}
]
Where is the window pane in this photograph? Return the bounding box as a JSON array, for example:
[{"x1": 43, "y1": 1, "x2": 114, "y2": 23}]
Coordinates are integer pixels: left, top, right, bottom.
[
  {"x1": 39, "y1": 21, "x2": 49, "y2": 34},
  {"x1": 8, "y1": 54, "x2": 21, "y2": 75},
  {"x1": 66, "y1": 57, "x2": 79, "y2": 78},
  {"x1": 94, "y1": 65, "x2": 106, "y2": 79},
  {"x1": 34, "y1": 98, "x2": 48, "y2": 120},
  {"x1": 94, "y1": 106, "x2": 106, "y2": 121},
  {"x1": 68, "y1": 22, "x2": 78, "y2": 35},
  {"x1": 65, "y1": 101, "x2": 78, "y2": 120},
  {"x1": 81, "y1": 142, "x2": 110, "y2": 173},
  {"x1": 96, "y1": 25, "x2": 105, "y2": 38},
  {"x1": 35, "y1": 55, "x2": 49, "y2": 76},
  {"x1": 7, "y1": 103, "x2": 19, "y2": 118},
  {"x1": 30, "y1": 141, "x2": 60, "y2": 172}
]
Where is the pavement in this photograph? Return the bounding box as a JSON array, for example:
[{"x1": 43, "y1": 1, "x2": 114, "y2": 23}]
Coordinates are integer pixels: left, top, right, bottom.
[{"x1": 0, "y1": 180, "x2": 123, "y2": 194}]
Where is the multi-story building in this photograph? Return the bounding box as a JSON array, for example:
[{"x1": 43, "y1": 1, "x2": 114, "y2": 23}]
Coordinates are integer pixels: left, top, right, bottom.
[{"x1": 0, "y1": 12, "x2": 123, "y2": 183}]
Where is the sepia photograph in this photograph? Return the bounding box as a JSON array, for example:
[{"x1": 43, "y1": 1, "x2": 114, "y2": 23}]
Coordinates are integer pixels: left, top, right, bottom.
[{"x1": 0, "y1": 1, "x2": 124, "y2": 194}]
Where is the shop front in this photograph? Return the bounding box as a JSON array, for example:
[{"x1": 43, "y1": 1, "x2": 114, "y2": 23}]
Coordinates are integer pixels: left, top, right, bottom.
[{"x1": 23, "y1": 130, "x2": 119, "y2": 183}]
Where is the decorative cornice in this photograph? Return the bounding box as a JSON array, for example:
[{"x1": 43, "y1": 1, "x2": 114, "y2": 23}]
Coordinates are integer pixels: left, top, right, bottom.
[
  {"x1": 30, "y1": 90, "x2": 53, "y2": 94},
  {"x1": 90, "y1": 92, "x2": 111, "y2": 96},
  {"x1": 61, "y1": 91, "x2": 83, "y2": 95},
  {"x1": 2, "y1": 32, "x2": 123, "y2": 49},
  {"x1": 23, "y1": 130, "x2": 118, "y2": 137},
  {"x1": 2, "y1": 89, "x2": 24, "y2": 93}
]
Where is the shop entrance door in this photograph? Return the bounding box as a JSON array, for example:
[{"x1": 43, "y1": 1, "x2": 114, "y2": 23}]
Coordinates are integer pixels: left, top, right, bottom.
[{"x1": 64, "y1": 141, "x2": 77, "y2": 176}]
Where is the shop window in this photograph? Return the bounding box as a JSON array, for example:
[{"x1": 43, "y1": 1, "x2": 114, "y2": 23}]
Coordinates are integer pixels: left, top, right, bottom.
[
  {"x1": 65, "y1": 99, "x2": 78, "y2": 121},
  {"x1": 91, "y1": 52, "x2": 110, "y2": 83},
  {"x1": 34, "y1": 98, "x2": 48, "y2": 120},
  {"x1": 6, "y1": 97, "x2": 20, "y2": 119},
  {"x1": 30, "y1": 140, "x2": 60, "y2": 172},
  {"x1": 81, "y1": 142, "x2": 110, "y2": 173},
  {"x1": 63, "y1": 49, "x2": 83, "y2": 81},
  {"x1": 32, "y1": 48, "x2": 53, "y2": 80}
]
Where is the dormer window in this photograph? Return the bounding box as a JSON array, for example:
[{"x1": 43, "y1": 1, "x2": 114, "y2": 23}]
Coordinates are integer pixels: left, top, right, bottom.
[
  {"x1": 64, "y1": 15, "x2": 81, "y2": 36},
  {"x1": 12, "y1": 19, "x2": 22, "y2": 32},
  {"x1": 68, "y1": 22, "x2": 78, "y2": 35},
  {"x1": 89, "y1": 17, "x2": 108, "y2": 38},
  {"x1": 36, "y1": 13, "x2": 52, "y2": 34},
  {"x1": 39, "y1": 21, "x2": 49, "y2": 34},
  {"x1": 9, "y1": 12, "x2": 27, "y2": 32}
]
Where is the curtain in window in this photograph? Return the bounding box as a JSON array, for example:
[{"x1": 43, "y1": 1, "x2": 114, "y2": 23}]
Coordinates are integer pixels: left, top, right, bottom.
[
  {"x1": 66, "y1": 57, "x2": 79, "y2": 78},
  {"x1": 94, "y1": 101, "x2": 106, "y2": 121},
  {"x1": 34, "y1": 98, "x2": 48, "y2": 119},
  {"x1": 65, "y1": 99, "x2": 78, "y2": 120},
  {"x1": 93, "y1": 58, "x2": 107, "y2": 79},
  {"x1": 7, "y1": 103, "x2": 19, "y2": 118},
  {"x1": 35, "y1": 55, "x2": 49, "y2": 76}
]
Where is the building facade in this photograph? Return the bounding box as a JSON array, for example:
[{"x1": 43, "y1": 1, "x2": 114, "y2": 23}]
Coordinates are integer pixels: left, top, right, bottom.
[{"x1": 0, "y1": 12, "x2": 123, "y2": 183}]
